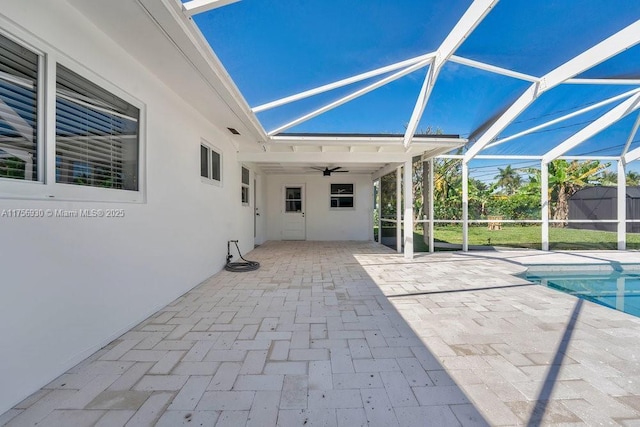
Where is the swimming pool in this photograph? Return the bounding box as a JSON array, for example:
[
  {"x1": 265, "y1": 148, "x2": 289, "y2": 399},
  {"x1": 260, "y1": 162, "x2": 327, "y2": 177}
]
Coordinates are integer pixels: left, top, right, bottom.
[{"x1": 524, "y1": 268, "x2": 640, "y2": 318}]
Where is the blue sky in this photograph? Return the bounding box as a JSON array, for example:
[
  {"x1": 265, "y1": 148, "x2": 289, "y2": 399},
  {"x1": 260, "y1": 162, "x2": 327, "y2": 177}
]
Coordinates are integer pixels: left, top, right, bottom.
[{"x1": 192, "y1": 0, "x2": 640, "y2": 171}]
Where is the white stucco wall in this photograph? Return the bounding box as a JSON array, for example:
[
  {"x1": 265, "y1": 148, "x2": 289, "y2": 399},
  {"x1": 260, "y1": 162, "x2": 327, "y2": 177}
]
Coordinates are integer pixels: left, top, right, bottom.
[
  {"x1": 0, "y1": 1, "x2": 256, "y2": 413},
  {"x1": 265, "y1": 174, "x2": 374, "y2": 241}
]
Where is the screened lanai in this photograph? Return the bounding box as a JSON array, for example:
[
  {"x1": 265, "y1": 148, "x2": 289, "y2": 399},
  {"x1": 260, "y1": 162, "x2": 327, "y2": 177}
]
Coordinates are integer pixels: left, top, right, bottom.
[{"x1": 181, "y1": 0, "x2": 640, "y2": 257}]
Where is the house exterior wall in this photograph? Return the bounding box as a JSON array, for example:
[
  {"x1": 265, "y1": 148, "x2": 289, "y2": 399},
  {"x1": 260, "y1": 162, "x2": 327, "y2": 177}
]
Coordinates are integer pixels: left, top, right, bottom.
[
  {"x1": 0, "y1": 1, "x2": 256, "y2": 412},
  {"x1": 265, "y1": 174, "x2": 374, "y2": 241}
]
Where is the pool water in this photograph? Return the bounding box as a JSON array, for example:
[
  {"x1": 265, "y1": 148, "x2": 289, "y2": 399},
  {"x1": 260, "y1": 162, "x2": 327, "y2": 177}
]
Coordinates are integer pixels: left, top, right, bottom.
[{"x1": 524, "y1": 269, "x2": 640, "y2": 318}]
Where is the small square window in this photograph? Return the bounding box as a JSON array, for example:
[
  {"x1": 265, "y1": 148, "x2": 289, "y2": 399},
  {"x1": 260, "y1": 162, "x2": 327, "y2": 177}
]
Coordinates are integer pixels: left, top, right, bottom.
[
  {"x1": 330, "y1": 184, "x2": 354, "y2": 209},
  {"x1": 200, "y1": 142, "x2": 222, "y2": 184}
]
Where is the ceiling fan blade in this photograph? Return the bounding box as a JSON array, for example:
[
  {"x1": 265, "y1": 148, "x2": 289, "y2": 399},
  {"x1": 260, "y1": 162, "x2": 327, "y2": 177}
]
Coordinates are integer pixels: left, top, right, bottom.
[
  {"x1": 333, "y1": 170, "x2": 349, "y2": 173},
  {"x1": 329, "y1": 166, "x2": 342, "y2": 171},
  {"x1": 310, "y1": 167, "x2": 325, "y2": 171}
]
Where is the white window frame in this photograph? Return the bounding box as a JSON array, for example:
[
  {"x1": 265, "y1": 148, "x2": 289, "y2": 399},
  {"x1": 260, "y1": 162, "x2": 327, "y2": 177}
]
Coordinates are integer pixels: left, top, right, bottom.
[
  {"x1": 200, "y1": 139, "x2": 222, "y2": 186},
  {"x1": 330, "y1": 183, "x2": 355, "y2": 210},
  {"x1": 0, "y1": 19, "x2": 146, "y2": 203},
  {"x1": 241, "y1": 165, "x2": 250, "y2": 206}
]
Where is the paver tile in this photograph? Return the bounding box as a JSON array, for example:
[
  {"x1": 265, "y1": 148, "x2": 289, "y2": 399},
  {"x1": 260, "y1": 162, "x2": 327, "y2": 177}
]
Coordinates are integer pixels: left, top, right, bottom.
[{"x1": 5, "y1": 242, "x2": 640, "y2": 426}]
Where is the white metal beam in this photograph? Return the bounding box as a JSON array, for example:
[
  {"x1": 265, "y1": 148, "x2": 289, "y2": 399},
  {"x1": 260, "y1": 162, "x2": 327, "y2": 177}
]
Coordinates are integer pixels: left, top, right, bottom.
[
  {"x1": 485, "y1": 88, "x2": 640, "y2": 150},
  {"x1": 449, "y1": 55, "x2": 537, "y2": 82},
  {"x1": 252, "y1": 53, "x2": 436, "y2": 113},
  {"x1": 624, "y1": 145, "x2": 640, "y2": 163},
  {"x1": 403, "y1": 65, "x2": 438, "y2": 148},
  {"x1": 372, "y1": 162, "x2": 404, "y2": 181},
  {"x1": 267, "y1": 59, "x2": 432, "y2": 136},
  {"x1": 464, "y1": 19, "x2": 640, "y2": 162},
  {"x1": 403, "y1": 0, "x2": 499, "y2": 148},
  {"x1": 565, "y1": 78, "x2": 640, "y2": 85},
  {"x1": 270, "y1": 134, "x2": 466, "y2": 146},
  {"x1": 182, "y1": 0, "x2": 240, "y2": 16},
  {"x1": 543, "y1": 92, "x2": 640, "y2": 163},
  {"x1": 622, "y1": 111, "x2": 640, "y2": 157}
]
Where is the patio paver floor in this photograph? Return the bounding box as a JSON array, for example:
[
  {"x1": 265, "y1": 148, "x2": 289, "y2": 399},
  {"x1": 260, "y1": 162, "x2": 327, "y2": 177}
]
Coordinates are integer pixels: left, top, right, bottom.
[{"x1": 2, "y1": 241, "x2": 640, "y2": 426}]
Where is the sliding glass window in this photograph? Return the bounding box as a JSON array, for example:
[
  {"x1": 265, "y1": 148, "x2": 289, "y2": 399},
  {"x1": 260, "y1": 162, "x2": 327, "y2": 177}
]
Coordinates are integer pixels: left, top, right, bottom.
[{"x1": 56, "y1": 64, "x2": 139, "y2": 190}]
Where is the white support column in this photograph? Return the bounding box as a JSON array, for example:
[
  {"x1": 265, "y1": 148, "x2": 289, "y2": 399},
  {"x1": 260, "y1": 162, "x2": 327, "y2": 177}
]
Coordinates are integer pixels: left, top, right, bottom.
[
  {"x1": 429, "y1": 158, "x2": 435, "y2": 253},
  {"x1": 541, "y1": 161, "x2": 549, "y2": 251},
  {"x1": 376, "y1": 179, "x2": 382, "y2": 243},
  {"x1": 404, "y1": 159, "x2": 414, "y2": 259},
  {"x1": 396, "y1": 167, "x2": 402, "y2": 254},
  {"x1": 462, "y1": 161, "x2": 469, "y2": 252},
  {"x1": 617, "y1": 160, "x2": 627, "y2": 250}
]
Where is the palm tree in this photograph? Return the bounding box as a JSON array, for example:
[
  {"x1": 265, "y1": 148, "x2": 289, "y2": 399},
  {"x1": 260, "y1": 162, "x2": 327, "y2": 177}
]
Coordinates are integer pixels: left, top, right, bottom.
[
  {"x1": 548, "y1": 160, "x2": 607, "y2": 225},
  {"x1": 494, "y1": 165, "x2": 522, "y2": 195},
  {"x1": 592, "y1": 170, "x2": 640, "y2": 186},
  {"x1": 599, "y1": 170, "x2": 618, "y2": 186},
  {"x1": 627, "y1": 171, "x2": 640, "y2": 186}
]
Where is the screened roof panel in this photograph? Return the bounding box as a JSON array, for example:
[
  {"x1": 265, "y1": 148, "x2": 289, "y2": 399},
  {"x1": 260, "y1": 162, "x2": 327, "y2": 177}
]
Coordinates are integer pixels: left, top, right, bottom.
[
  {"x1": 566, "y1": 114, "x2": 640, "y2": 157},
  {"x1": 269, "y1": 69, "x2": 427, "y2": 134},
  {"x1": 419, "y1": 62, "x2": 530, "y2": 137},
  {"x1": 575, "y1": 44, "x2": 640, "y2": 79},
  {"x1": 254, "y1": 68, "x2": 428, "y2": 134},
  {"x1": 481, "y1": 102, "x2": 618, "y2": 157},
  {"x1": 455, "y1": 0, "x2": 640, "y2": 76},
  {"x1": 194, "y1": 0, "x2": 470, "y2": 106},
  {"x1": 187, "y1": 0, "x2": 640, "y2": 159},
  {"x1": 627, "y1": 137, "x2": 640, "y2": 157},
  {"x1": 500, "y1": 84, "x2": 637, "y2": 138}
]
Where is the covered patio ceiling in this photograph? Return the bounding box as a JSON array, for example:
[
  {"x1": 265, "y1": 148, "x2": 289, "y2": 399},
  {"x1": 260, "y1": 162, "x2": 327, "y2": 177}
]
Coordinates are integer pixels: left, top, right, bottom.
[
  {"x1": 238, "y1": 133, "x2": 464, "y2": 175},
  {"x1": 179, "y1": 0, "x2": 640, "y2": 168}
]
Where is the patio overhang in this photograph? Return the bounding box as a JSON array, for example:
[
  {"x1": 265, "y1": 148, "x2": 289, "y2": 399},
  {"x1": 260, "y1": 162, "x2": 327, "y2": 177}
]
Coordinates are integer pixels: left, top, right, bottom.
[{"x1": 237, "y1": 132, "x2": 466, "y2": 176}]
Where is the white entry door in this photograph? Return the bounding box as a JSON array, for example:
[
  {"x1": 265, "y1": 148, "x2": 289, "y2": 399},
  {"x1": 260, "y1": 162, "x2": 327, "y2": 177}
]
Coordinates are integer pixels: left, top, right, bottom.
[{"x1": 282, "y1": 184, "x2": 306, "y2": 240}]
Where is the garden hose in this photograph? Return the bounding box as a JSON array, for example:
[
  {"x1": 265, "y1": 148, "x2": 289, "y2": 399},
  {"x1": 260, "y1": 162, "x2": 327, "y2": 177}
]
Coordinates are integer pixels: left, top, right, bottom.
[{"x1": 225, "y1": 240, "x2": 260, "y2": 272}]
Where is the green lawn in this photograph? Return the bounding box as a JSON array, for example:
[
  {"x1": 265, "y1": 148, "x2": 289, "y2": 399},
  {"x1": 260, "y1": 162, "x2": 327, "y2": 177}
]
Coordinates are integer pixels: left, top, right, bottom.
[{"x1": 376, "y1": 225, "x2": 640, "y2": 251}]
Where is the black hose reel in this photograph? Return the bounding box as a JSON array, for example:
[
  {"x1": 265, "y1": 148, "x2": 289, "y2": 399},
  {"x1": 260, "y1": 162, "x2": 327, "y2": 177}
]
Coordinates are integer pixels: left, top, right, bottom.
[{"x1": 225, "y1": 240, "x2": 260, "y2": 272}]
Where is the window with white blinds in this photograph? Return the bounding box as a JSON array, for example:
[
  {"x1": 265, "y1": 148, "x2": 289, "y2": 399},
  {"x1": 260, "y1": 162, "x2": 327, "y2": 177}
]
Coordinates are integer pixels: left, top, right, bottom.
[
  {"x1": 56, "y1": 64, "x2": 139, "y2": 190},
  {"x1": 0, "y1": 33, "x2": 39, "y2": 182}
]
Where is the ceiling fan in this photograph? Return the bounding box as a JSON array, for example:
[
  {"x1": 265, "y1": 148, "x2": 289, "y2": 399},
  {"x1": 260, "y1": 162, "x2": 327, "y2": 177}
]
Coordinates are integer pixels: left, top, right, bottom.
[{"x1": 310, "y1": 166, "x2": 349, "y2": 176}]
